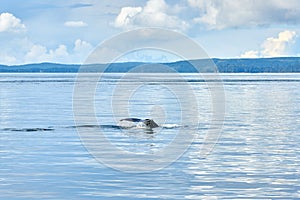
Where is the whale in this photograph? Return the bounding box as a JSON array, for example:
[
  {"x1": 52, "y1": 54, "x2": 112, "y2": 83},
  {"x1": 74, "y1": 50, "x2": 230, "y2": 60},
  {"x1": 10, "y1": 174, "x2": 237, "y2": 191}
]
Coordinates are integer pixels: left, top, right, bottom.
[{"x1": 120, "y1": 118, "x2": 159, "y2": 129}]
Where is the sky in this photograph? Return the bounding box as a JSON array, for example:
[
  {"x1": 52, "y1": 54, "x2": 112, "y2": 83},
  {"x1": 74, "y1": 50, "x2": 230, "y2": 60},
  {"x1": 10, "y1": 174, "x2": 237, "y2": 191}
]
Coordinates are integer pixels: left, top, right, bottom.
[{"x1": 0, "y1": 0, "x2": 300, "y2": 65}]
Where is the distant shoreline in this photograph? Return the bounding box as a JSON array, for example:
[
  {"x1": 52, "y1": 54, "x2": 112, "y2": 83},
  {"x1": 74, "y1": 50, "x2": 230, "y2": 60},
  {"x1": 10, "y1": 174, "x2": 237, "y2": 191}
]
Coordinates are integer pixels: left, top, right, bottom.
[{"x1": 1, "y1": 57, "x2": 300, "y2": 73}]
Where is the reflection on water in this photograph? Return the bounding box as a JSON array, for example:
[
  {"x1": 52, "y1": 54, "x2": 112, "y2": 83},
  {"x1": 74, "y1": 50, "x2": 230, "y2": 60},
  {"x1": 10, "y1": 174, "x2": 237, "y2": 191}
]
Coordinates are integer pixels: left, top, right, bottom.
[{"x1": 0, "y1": 73, "x2": 300, "y2": 199}]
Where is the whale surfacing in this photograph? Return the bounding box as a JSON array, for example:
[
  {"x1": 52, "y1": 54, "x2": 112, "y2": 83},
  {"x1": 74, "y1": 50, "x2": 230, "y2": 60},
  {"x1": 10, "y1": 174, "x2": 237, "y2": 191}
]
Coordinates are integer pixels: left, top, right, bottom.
[{"x1": 120, "y1": 118, "x2": 159, "y2": 129}]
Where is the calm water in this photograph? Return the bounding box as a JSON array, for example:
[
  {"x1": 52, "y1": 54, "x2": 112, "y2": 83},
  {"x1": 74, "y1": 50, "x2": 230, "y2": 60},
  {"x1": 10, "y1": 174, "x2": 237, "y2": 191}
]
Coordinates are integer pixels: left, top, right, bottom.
[{"x1": 0, "y1": 73, "x2": 300, "y2": 199}]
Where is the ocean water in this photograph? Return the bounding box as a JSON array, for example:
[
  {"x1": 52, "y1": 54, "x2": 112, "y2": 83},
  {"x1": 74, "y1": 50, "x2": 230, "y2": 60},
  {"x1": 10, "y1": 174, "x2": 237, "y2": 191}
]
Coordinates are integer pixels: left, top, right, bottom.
[{"x1": 0, "y1": 73, "x2": 300, "y2": 199}]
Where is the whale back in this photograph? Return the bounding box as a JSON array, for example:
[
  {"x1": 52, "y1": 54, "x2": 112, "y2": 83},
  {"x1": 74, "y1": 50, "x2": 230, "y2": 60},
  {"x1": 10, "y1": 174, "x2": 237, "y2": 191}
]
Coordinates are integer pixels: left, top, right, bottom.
[
  {"x1": 119, "y1": 118, "x2": 159, "y2": 129},
  {"x1": 144, "y1": 119, "x2": 159, "y2": 128}
]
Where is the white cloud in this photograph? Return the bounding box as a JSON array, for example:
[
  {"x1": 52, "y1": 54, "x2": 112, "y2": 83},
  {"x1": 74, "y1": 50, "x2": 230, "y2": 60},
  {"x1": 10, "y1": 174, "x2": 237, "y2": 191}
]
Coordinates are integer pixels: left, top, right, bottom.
[
  {"x1": 261, "y1": 30, "x2": 297, "y2": 57},
  {"x1": 188, "y1": 0, "x2": 300, "y2": 29},
  {"x1": 25, "y1": 44, "x2": 47, "y2": 62},
  {"x1": 240, "y1": 50, "x2": 259, "y2": 58},
  {"x1": 74, "y1": 39, "x2": 93, "y2": 52},
  {"x1": 0, "y1": 13, "x2": 26, "y2": 33},
  {"x1": 73, "y1": 39, "x2": 94, "y2": 63},
  {"x1": 64, "y1": 21, "x2": 88, "y2": 27},
  {"x1": 189, "y1": 0, "x2": 218, "y2": 26},
  {"x1": 0, "y1": 37, "x2": 94, "y2": 65},
  {"x1": 114, "y1": 7, "x2": 142, "y2": 28},
  {"x1": 51, "y1": 45, "x2": 68, "y2": 58},
  {"x1": 240, "y1": 30, "x2": 297, "y2": 58},
  {"x1": 113, "y1": 0, "x2": 188, "y2": 31},
  {"x1": 25, "y1": 44, "x2": 69, "y2": 63},
  {"x1": 25, "y1": 40, "x2": 94, "y2": 64},
  {"x1": 144, "y1": 0, "x2": 168, "y2": 13}
]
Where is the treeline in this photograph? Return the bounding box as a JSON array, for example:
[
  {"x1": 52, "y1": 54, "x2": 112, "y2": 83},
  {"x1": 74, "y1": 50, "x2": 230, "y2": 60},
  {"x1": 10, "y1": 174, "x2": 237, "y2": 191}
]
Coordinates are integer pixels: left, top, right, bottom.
[
  {"x1": 0, "y1": 57, "x2": 300, "y2": 73},
  {"x1": 214, "y1": 57, "x2": 300, "y2": 73}
]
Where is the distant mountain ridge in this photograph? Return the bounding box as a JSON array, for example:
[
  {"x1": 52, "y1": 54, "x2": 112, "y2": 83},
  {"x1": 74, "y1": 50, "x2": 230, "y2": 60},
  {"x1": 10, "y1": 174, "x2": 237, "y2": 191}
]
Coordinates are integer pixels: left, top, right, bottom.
[{"x1": 0, "y1": 57, "x2": 300, "y2": 73}]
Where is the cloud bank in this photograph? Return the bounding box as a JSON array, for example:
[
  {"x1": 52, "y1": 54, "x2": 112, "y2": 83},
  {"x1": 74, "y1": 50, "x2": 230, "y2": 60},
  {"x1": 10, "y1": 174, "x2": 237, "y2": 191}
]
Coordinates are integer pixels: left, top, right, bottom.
[
  {"x1": 0, "y1": 37, "x2": 93, "y2": 65},
  {"x1": 23, "y1": 39, "x2": 93, "y2": 64},
  {"x1": 188, "y1": 0, "x2": 300, "y2": 29},
  {"x1": 1, "y1": 1, "x2": 300, "y2": 64},
  {"x1": 114, "y1": 0, "x2": 188, "y2": 31},
  {"x1": 25, "y1": 44, "x2": 68, "y2": 63}
]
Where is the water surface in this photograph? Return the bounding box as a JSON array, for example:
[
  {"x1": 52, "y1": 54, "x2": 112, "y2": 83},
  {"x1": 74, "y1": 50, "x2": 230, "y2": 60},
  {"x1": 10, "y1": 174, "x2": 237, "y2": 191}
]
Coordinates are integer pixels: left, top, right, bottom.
[{"x1": 0, "y1": 73, "x2": 299, "y2": 199}]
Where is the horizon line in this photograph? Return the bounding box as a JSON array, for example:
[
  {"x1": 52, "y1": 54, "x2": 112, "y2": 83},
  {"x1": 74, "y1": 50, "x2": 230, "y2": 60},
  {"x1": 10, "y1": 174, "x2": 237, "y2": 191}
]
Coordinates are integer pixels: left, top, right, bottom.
[{"x1": 2, "y1": 56, "x2": 300, "y2": 67}]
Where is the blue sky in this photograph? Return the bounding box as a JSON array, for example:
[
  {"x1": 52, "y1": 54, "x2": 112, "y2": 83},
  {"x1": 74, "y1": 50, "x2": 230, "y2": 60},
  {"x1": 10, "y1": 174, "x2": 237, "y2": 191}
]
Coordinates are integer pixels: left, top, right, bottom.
[{"x1": 0, "y1": 0, "x2": 299, "y2": 65}]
